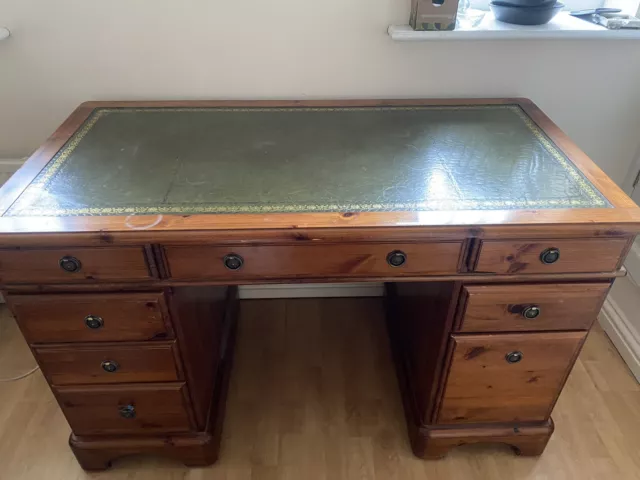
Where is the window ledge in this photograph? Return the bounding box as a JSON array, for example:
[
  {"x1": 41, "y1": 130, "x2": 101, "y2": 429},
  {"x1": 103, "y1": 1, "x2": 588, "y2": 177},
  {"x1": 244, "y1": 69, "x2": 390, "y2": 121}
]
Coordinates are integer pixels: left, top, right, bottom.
[{"x1": 389, "y1": 12, "x2": 640, "y2": 40}]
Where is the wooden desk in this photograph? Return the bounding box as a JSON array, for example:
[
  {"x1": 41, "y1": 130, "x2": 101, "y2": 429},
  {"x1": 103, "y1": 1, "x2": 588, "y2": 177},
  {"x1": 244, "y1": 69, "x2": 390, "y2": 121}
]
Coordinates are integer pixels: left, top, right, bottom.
[{"x1": 1, "y1": 99, "x2": 639, "y2": 470}]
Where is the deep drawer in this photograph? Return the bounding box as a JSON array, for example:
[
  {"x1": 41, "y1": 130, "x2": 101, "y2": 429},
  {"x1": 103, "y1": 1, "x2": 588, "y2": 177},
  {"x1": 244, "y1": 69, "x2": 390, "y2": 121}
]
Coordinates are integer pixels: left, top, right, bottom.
[
  {"x1": 8, "y1": 292, "x2": 171, "y2": 344},
  {"x1": 456, "y1": 282, "x2": 610, "y2": 332},
  {"x1": 437, "y1": 331, "x2": 586, "y2": 424},
  {"x1": 35, "y1": 342, "x2": 181, "y2": 385},
  {"x1": 55, "y1": 383, "x2": 194, "y2": 436},
  {"x1": 163, "y1": 242, "x2": 464, "y2": 280},
  {"x1": 0, "y1": 247, "x2": 152, "y2": 284},
  {"x1": 471, "y1": 238, "x2": 628, "y2": 274}
]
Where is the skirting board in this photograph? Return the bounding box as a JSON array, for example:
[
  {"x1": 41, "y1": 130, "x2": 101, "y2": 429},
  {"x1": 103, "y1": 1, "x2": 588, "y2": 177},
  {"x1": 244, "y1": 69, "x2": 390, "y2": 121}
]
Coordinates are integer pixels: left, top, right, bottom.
[
  {"x1": 0, "y1": 283, "x2": 383, "y2": 305},
  {"x1": 599, "y1": 296, "x2": 640, "y2": 383},
  {"x1": 0, "y1": 283, "x2": 383, "y2": 303},
  {"x1": 0, "y1": 158, "x2": 25, "y2": 188},
  {"x1": 0, "y1": 158, "x2": 25, "y2": 171},
  {"x1": 239, "y1": 283, "x2": 384, "y2": 299}
]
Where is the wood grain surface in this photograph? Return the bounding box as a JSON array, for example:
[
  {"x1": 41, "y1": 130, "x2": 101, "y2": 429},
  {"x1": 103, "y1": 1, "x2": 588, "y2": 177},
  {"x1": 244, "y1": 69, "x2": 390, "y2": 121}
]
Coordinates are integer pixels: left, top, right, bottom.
[
  {"x1": 164, "y1": 242, "x2": 464, "y2": 280},
  {"x1": 473, "y1": 238, "x2": 629, "y2": 274},
  {"x1": 6, "y1": 291, "x2": 171, "y2": 343},
  {"x1": 0, "y1": 247, "x2": 152, "y2": 283},
  {"x1": 168, "y1": 285, "x2": 233, "y2": 429},
  {"x1": 35, "y1": 342, "x2": 181, "y2": 386},
  {"x1": 456, "y1": 282, "x2": 611, "y2": 332},
  {"x1": 54, "y1": 382, "x2": 194, "y2": 436},
  {"x1": 437, "y1": 331, "x2": 587, "y2": 424},
  {"x1": 386, "y1": 282, "x2": 461, "y2": 425}
]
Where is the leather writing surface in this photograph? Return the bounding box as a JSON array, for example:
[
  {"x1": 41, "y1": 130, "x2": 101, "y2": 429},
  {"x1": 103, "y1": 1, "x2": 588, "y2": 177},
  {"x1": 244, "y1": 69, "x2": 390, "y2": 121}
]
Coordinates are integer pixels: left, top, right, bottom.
[{"x1": 5, "y1": 105, "x2": 609, "y2": 217}]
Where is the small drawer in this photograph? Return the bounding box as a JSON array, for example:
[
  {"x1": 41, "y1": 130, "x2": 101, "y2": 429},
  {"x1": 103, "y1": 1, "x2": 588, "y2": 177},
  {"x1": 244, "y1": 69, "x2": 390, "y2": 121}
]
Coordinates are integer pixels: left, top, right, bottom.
[
  {"x1": 164, "y1": 242, "x2": 463, "y2": 281},
  {"x1": 437, "y1": 331, "x2": 586, "y2": 424},
  {"x1": 7, "y1": 292, "x2": 171, "y2": 344},
  {"x1": 35, "y1": 342, "x2": 181, "y2": 386},
  {"x1": 0, "y1": 247, "x2": 152, "y2": 284},
  {"x1": 471, "y1": 238, "x2": 628, "y2": 274},
  {"x1": 55, "y1": 383, "x2": 193, "y2": 436},
  {"x1": 456, "y1": 282, "x2": 610, "y2": 332}
]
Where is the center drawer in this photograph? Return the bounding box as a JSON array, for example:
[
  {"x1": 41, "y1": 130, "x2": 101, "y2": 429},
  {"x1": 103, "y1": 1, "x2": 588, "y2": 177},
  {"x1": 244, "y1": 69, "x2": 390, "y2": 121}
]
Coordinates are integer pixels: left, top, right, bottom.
[
  {"x1": 35, "y1": 342, "x2": 181, "y2": 386},
  {"x1": 163, "y1": 242, "x2": 464, "y2": 280},
  {"x1": 456, "y1": 282, "x2": 610, "y2": 332}
]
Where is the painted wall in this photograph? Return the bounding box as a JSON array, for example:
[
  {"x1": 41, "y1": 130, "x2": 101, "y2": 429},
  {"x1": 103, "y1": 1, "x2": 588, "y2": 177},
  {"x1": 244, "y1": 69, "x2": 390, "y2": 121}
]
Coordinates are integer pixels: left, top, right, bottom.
[{"x1": 1, "y1": 0, "x2": 640, "y2": 184}]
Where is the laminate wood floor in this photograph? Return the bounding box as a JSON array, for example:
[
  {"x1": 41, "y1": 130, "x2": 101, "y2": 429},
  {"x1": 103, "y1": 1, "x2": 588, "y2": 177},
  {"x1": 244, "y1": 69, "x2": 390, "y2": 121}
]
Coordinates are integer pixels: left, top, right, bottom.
[{"x1": 0, "y1": 298, "x2": 639, "y2": 479}]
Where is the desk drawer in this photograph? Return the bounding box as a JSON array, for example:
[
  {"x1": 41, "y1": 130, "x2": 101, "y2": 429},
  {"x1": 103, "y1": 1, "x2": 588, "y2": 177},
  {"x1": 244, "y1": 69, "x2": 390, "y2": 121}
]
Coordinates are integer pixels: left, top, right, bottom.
[
  {"x1": 55, "y1": 383, "x2": 193, "y2": 436},
  {"x1": 0, "y1": 247, "x2": 152, "y2": 284},
  {"x1": 437, "y1": 331, "x2": 585, "y2": 424},
  {"x1": 164, "y1": 242, "x2": 463, "y2": 280},
  {"x1": 456, "y1": 283, "x2": 610, "y2": 332},
  {"x1": 35, "y1": 342, "x2": 180, "y2": 386},
  {"x1": 472, "y1": 238, "x2": 628, "y2": 274},
  {"x1": 8, "y1": 292, "x2": 171, "y2": 344}
]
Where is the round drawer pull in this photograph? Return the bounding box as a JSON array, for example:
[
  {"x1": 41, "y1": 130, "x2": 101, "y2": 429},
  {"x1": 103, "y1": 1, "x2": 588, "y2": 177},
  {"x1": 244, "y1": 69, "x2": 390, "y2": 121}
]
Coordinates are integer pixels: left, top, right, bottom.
[
  {"x1": 84, "y1": 315, "x2": 104, "y2": 329},
  {"x1": 223, "y1": 254, "x2": 244, "y2": 271},
  {"x1": 59, "y1": 255, "x2": 82, "y2": 273},
  {"x1": 101, "y1": 360, "x2": 119, "y2": 373},
  {"x1": 522, "y1": 306, "x2": 541, "y2": 319},
  {"x1": 505, "y1": 351, "x2": 523, "y2": 364},
  {"x1": 387, "y1": 250, "x2": 407, "y2": 267},
  {"x1": 118, "y1": 404, "x2": 136, "y2": 419},
  {"x1": 540, "y1": 248, "x2": 560, "y2": 265}
]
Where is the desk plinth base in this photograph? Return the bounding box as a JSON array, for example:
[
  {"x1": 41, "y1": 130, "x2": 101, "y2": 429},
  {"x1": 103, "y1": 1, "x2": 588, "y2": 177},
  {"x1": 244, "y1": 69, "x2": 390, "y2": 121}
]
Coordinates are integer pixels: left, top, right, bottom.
[
  {"x1": 69, "y1": 432, "x2": 219, "y2": 470},
  {"x1": 408, "y1": 419, "x2": 554, "y2": 459}
]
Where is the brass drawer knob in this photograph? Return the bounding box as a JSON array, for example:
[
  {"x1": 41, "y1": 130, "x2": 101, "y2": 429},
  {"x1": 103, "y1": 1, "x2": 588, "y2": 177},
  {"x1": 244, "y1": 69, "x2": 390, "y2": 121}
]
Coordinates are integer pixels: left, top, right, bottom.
[
  {"x1": 118, "y1": 404, "x2": 136, "y2": 419},
  {"x1": 59, "y1": 255, "x2": 82, "y2": 273},
  {"x1": 387, "y1": 250, "x2": 407, "y2": 267},
  {"x1": 522, "y1": 306, "x2": 541, "y2": 319},
  {"x1": 540, "y1": 248, "x2": 560, "y2": 265},
  {"x1": 505, "y1": 351, "x2": 523, "y2": 364},
  {"x1": 84, "y1": 314, "x2": 104, "y2": 329},
  {"x1": 223, "y1": 253, "x2": 244, "y2": 271},
  {"x1": 101, "y1": 360, "x2": 119, "y2": 373}
]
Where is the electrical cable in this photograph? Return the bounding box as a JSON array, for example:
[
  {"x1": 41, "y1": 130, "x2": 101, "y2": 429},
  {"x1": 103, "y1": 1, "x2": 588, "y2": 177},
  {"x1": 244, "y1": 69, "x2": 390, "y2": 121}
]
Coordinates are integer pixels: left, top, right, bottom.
[
  {"x1": 0, "y1": 311, "x2": 40, "y2": 382},
  {"x1": 0, "y1": 365, "x2": 40, "y2": 383}
]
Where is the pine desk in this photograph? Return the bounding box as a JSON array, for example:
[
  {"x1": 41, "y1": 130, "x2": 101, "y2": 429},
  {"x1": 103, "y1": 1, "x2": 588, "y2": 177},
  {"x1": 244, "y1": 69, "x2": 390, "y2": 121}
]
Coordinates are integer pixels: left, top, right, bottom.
[{"x1": 1, "y1": 99, "x2": 638, "y2": 470}]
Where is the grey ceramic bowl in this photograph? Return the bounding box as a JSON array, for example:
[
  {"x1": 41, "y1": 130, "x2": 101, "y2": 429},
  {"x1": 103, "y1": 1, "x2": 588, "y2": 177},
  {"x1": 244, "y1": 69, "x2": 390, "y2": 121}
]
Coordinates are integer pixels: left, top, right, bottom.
[
  {"x1": 495, "y1": 0, "x2": 556, "y2": 7},
  {"x1": 490, "y1": 1, "x2": 564, "y2": 25}
]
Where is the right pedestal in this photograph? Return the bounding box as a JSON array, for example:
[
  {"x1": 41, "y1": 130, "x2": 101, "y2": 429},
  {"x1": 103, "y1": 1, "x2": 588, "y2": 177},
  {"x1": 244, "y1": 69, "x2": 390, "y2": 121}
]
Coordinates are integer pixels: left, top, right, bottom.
[{"x1": 386, "y1": 280, "x2": 598, "y2": 459}]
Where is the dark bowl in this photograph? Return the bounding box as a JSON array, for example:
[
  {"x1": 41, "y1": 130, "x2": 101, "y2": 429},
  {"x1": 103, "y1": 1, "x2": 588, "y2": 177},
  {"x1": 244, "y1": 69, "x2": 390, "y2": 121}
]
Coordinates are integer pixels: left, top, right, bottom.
[
  {"x1": 490, "y1": 1, "x2": 564, "y2": 25},
  {"x1": 494, "y1": 0, "x2": 556, "y2": 7}
]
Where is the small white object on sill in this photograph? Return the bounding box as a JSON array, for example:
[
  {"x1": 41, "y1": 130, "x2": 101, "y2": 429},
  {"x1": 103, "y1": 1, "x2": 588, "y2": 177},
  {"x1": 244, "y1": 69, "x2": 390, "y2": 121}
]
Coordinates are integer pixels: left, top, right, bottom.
[
  {"x1": 0, "y1": 27, "x2": 10, "y2": 41},
  {"x1": 388, "y1": 12, "x2": 640, "y2": 40}
]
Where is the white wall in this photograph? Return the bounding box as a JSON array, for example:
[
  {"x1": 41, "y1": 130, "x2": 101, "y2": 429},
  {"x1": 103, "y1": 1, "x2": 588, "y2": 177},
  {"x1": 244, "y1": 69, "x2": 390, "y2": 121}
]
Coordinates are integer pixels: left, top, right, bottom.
[{"x1": 1, "y1": 0, "x2": 640, "y2": 183}]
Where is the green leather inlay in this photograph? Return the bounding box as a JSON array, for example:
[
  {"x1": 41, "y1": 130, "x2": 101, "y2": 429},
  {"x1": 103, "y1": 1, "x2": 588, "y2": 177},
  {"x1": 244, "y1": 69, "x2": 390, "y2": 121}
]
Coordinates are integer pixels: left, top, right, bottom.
[{"x1": 5, "y1": 105, "x2": 610, "y2": 217}]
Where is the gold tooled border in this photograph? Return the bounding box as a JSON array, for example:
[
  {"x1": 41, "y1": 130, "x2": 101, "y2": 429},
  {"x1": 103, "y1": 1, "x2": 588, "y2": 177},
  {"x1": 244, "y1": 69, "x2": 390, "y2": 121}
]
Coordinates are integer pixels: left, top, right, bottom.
[{"x1": 5, "y1": 105, "x2": 609, "y2": 217}]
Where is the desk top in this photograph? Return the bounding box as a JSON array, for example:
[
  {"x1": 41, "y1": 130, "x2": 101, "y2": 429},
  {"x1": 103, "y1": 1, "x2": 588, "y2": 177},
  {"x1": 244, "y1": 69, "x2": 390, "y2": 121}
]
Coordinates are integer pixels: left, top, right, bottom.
[
  {"x1": 5, "y1": 103, "x2": 609, "y2": 217},
  {"x1": 0, "y1": 99, "x2": 638, "y2": 239}
]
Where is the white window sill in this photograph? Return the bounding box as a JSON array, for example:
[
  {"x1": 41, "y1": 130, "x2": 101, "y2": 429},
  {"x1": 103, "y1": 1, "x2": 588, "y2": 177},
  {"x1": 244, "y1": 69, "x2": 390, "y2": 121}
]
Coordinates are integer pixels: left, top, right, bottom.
[{"x1": 389, "y1": 12, "x2": 640, "y2": 40}]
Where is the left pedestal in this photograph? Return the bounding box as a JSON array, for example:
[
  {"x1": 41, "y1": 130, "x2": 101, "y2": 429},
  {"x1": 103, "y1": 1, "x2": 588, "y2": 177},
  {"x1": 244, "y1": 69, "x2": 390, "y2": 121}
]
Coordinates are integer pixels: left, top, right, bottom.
[{"x1": 6, "y1": 285, "x2": 238, "y2": 471}]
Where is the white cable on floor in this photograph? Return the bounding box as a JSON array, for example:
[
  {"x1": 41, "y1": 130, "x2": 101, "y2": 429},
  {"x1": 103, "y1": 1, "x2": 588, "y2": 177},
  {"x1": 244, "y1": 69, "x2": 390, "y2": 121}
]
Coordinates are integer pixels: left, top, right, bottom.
[
  {"x1": 0, "y1": 313, "x2": 40, "y2": 382},
  {"x1": 0, "y1": 365, "x2": 39, "y2": 383}
]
